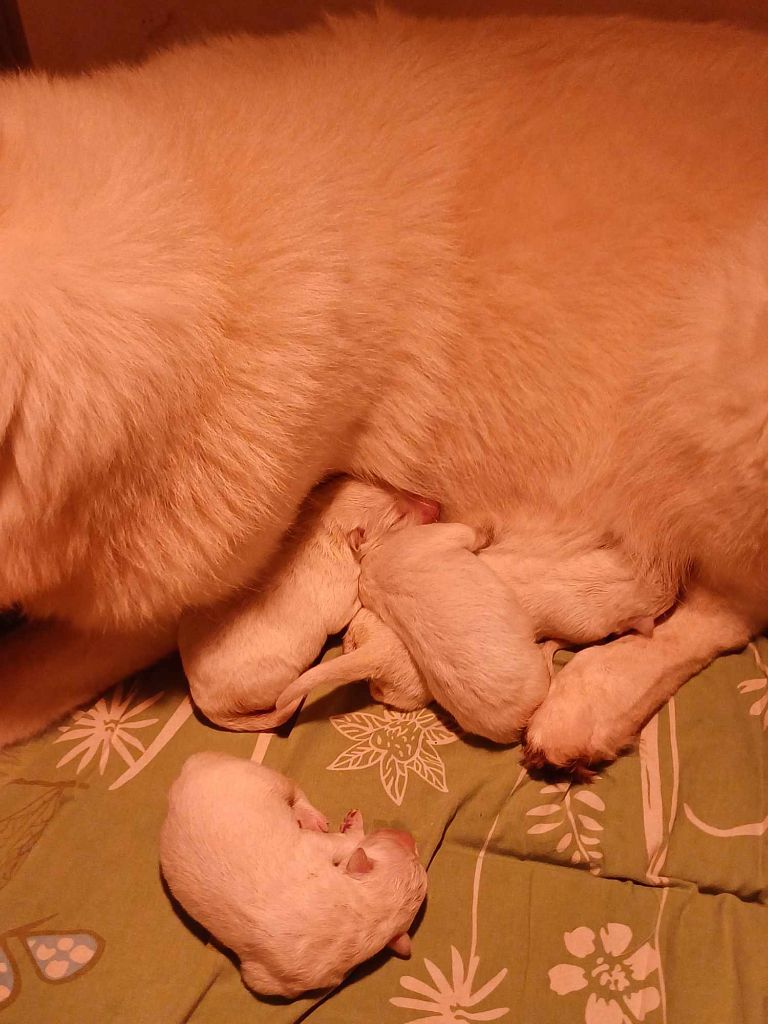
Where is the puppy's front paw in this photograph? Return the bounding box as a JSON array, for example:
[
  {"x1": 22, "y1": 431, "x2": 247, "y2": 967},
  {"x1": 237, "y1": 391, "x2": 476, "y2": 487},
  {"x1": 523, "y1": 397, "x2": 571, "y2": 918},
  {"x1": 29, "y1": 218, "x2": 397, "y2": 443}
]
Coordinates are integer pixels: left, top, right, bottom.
[
  {"x1": 295, "y1": 803, "x2": 329, "y2": 832},
  {"x1": 340, "y1": 809, "x2": 364, "y2": 834}
]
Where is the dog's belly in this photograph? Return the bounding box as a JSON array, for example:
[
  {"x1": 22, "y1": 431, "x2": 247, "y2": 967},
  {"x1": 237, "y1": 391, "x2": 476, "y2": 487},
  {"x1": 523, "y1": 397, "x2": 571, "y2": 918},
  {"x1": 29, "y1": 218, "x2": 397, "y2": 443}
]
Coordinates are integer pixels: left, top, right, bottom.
[{"x1": 3, "y1": 12, "x2": 768, "y2": 631}]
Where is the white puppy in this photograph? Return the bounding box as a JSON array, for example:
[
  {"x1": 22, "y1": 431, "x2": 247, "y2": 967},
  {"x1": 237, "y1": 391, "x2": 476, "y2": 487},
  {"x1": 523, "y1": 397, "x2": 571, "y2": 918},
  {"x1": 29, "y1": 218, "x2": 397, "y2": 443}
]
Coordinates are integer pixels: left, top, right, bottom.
[
  {"x1": 181, "y1": 479, "x2": 439, "y2": 731},
  {"x1": 278, "y1": 521, "x2": 671, "y2": 741},
  {"x1": 280, "y1": 523, "x2": 551, "y2": 744},
  {"x1": 159, "y1": 753, "x2": 427, "y2": 999}
]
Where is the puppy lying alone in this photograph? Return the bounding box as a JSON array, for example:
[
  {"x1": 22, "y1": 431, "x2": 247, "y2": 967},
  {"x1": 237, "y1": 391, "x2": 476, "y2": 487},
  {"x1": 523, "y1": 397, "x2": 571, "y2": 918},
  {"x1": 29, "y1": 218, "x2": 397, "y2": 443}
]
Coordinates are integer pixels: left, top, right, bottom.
[{"x1": 159, "y1": 753, "x2": 427, "y2": 999}]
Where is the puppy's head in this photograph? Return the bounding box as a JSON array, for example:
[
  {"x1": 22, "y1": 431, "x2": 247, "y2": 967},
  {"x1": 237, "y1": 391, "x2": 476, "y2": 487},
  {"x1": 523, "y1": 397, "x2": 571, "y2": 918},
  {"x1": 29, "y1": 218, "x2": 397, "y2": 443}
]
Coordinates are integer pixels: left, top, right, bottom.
[
  {"x1": 337, "y1": 827, "x2": 427, "y2": 959},
  {"x1": 238, "y1": 825, "x2": 427, "y2": 998},
  {"x1": 313, "y1": 478, "x2": 439, "y2": 559},
  {"x1": 343, "y1": 485, "x2": 440, "y2": 562}
]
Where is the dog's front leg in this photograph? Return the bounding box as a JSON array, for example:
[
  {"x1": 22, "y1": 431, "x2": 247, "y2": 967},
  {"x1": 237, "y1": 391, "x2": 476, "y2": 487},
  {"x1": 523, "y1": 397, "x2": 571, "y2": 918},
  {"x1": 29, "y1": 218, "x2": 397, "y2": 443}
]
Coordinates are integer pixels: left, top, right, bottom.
[
  {"x1": 522, "y1": 587, "x2": 755, "y2": 777},
  {"x1": 0, "y1": 619, "x2": 175, "y2": 748}
]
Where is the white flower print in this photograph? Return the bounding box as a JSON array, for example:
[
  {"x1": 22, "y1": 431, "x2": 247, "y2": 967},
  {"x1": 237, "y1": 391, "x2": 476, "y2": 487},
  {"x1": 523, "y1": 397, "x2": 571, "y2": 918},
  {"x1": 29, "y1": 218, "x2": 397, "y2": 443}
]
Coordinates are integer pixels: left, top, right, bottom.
[
  {"x1": 55, "y1": 683, "x2": 163, "y2": 776},
  {"x1": 737, "y1": 643, "x2": 768, "y2": 730},
  {"x1": 392, "y1": 946, "x2": 508, "y2": 1023},
  {"x1": 327, "y1": 707, "x2": 458, "y2": 805},
  {"x1": 391, "y1": 769, "x2": 529, "y2": 1024},
  {"x1": 549, "y1": 923, "x2": 662, "y2": 1023}
]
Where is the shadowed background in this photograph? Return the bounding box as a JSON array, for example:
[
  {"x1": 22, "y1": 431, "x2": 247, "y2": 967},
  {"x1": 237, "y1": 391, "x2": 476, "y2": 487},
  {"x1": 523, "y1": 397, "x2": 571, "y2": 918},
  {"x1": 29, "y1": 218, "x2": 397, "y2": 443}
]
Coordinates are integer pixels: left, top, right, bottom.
[{"x1": 8, "y1": 0, "x2": 768, "y2": 72}]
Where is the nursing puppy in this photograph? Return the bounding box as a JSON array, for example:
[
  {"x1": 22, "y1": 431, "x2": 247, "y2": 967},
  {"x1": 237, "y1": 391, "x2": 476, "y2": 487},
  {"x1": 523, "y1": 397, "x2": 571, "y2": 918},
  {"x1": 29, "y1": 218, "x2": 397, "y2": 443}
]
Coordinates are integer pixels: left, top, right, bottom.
[
  {"x1": 181, "y1": 478, "x2": 439, "y2": 731},
  {"x1": 345, "y1": 522, "x2": 549, "y2": 744},
  {"x1": 159, "y1": 753, "x2": 427, "y2": 999},
  {"x1": 278, "y1": 521, "x2": 671, "y2": 731}
]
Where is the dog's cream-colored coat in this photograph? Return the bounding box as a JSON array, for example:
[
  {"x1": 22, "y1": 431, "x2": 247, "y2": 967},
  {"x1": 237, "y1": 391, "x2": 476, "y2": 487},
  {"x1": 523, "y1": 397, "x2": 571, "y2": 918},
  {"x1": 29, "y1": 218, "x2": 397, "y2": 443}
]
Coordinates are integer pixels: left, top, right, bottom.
[
  {"x1": 160, "y1": 753, "x2": 426, "y2": 997},
  {"x1": 1, "y1": 11, "x2": 766, "y2": 766}
]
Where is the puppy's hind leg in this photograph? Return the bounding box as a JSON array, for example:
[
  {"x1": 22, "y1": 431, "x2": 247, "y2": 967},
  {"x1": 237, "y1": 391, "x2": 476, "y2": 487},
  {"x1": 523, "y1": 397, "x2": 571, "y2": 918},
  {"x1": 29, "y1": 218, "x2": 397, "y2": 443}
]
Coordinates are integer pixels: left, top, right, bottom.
[{"x1": 0, "y1": 619, "x2": 175, "y2": 748}]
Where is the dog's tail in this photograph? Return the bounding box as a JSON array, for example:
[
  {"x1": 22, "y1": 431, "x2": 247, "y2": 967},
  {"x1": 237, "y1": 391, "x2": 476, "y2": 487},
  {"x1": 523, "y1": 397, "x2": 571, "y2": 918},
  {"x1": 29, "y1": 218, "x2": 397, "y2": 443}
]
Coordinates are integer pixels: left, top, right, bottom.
[{"x1": 276, "y1": 649, "x2": 375, "y2": 709}]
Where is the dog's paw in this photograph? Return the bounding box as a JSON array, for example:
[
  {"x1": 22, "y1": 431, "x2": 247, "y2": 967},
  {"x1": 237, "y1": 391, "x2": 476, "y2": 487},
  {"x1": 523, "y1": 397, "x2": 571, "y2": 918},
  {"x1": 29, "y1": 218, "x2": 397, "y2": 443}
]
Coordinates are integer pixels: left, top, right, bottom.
[{"x1": 521, "y1": 655, "x2": 636, "y2": 778}]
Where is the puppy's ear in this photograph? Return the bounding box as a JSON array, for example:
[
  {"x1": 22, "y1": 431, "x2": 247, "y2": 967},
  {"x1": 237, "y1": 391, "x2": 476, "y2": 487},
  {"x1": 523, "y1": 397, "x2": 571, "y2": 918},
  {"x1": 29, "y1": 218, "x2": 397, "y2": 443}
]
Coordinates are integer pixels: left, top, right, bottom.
[
  {"x1": 346, "y1": 847, "x2": 374, "y2": 875},
  {"x1": 396, "y1": 492, "x2": 441, "y2": 525},
  {"x1": 387, "y1": 933, "x2": 412, "y2": 957},
  {"x1": 348, "y1": 527, "x2": 366, "y2": 554}
]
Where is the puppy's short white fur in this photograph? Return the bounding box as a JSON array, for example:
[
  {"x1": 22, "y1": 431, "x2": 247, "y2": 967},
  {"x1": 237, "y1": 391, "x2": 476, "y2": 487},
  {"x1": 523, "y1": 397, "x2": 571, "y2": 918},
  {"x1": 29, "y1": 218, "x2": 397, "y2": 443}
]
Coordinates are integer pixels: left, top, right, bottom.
[
  {"x1": 181, "y1": 478, "x2": 437, "y2": 731},
  {"x1": 277, "y1": 491, "x2": 672, "y2": 740},
  {"x1": 159, "y1": 752, "x2": 427, "y2": 999}
]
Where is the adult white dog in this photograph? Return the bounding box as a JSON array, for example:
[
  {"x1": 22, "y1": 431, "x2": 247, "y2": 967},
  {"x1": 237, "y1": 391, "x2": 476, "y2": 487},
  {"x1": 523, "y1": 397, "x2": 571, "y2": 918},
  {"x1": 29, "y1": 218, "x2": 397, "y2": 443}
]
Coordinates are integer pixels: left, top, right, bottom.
[{"x1": 1, "y1": 10, "x2": 765, "y2": 771}]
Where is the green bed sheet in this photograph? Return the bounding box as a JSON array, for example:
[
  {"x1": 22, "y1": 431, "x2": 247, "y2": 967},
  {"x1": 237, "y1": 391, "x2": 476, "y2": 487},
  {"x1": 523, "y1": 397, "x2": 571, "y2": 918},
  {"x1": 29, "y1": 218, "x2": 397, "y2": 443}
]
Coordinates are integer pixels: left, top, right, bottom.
[{"x1": 1, "y1": 640, "x2": 766, "y2": 1024}]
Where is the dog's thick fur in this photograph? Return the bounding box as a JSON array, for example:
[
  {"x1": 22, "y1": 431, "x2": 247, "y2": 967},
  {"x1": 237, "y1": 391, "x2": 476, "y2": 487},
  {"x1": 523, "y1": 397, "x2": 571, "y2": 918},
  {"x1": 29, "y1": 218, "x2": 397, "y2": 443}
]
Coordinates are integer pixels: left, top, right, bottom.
[
  {"x1": 160, "y1": 753, "x2": 426, "y2": 997},
  {"x1": 1, "y1": 10, "x2": 767, "y2": 765}
]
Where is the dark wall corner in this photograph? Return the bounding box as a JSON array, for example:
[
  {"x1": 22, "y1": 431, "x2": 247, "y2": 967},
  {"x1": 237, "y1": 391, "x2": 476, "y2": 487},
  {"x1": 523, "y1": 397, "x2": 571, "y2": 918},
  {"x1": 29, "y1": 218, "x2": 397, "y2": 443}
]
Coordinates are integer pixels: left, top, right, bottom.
[{"x1": 0, "y1": 0, "x2": 30, "y2": 69}]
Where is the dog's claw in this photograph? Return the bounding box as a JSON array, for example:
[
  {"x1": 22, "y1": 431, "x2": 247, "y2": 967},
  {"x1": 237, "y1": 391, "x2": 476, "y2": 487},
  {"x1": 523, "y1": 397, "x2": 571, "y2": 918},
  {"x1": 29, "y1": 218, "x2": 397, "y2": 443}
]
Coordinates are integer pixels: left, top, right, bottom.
[{"x1": 520, "y1": 740, "x2": 601, "y2": 783}]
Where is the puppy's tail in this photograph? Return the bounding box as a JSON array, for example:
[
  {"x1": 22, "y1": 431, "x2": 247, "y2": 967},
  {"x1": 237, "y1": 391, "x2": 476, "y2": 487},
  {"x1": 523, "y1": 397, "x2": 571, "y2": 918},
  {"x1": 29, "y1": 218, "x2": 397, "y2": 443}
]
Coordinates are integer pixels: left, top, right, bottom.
[{"x1": 276, "y1": 649, "x2": 376, "y2": 709}]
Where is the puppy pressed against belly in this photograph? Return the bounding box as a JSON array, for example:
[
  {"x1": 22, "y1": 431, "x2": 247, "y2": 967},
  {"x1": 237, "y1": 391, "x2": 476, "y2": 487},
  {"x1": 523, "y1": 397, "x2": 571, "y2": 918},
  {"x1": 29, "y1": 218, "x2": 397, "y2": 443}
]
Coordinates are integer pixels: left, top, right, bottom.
[
  {"x1": 278, "y1": 497, "x2": 673, "y2": 740},
  {"x1": 180, "y1": 478, "x2": 438, "y2": 730},
  {"x1": 159, "y1": 753, "x2": 427, "y2": 999}
]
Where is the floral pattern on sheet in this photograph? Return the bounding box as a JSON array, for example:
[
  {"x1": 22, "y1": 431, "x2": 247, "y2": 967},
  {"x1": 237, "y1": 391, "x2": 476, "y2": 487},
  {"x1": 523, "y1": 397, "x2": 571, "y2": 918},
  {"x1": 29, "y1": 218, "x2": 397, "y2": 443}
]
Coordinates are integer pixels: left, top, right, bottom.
[
  {"x1": 737, "y1": 642, "x2": 768, "y2": 730},
  {"x1": 392, "y1": 810, "x2": 510, "y2": 1023},
  {"x1": 548, "y1": 923, "x2": 662, "y2": 1023},
  {"x1": 54, "y1": 683, "x2": 164, "y2": 777},
  {"x1": 526, "y1": 781, "x2": 605, "y2": 874},
  {"x1": 327, "y1": 707, "x2": 458, "y2": 805}
]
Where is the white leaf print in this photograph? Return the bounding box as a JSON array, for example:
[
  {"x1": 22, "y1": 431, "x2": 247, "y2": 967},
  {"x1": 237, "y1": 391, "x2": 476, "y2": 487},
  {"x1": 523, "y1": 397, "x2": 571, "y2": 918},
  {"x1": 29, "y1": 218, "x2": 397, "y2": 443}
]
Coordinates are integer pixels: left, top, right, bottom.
[
  {"x1": 328, "y1": 706, "x2": 457, "y2": 805},
  {"x1": 737, "y1": 678, "x2": 766, "y2": 694},
  {"x1": 392, "y1": 810, "x2": 511, "y2": 1023},
  {"x1": 556, "y1": 832, "x2": 573, "y2": 854},
  {"x1": 578, "y1": 815, "x2": 603, "y2": 832},
  {"x1": 381, "y1": 754, "x2": 409, "y2": 806},
  {"x1": 410, "y1": 746, "x2": 448, "y2": 793},
  {"x1": 574, "y1": 790, "x2": 606, "y2": 811},
  {"x1": 526, "y1": 782, "x2": 606, "y2": 874},
  {"x1": 327, "y1": 742, "x2": 383, "y2": 772},
  {"x1": 329, "y1": 711, "x2": 382, "y2": 740},
  {"x1": 528, "y1": 822, "x2": 561, "y2": 835}
]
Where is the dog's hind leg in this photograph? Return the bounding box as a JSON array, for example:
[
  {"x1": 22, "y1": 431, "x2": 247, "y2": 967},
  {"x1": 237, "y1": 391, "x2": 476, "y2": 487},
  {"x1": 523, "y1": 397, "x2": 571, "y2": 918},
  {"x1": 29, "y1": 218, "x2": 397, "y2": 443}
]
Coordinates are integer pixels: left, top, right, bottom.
[
  {"x1": 0, "y1": 619, "x2": 175, "y2": 748},
  {"x1": 522, "y1": 587, "x2": 755, "y2": 776}
]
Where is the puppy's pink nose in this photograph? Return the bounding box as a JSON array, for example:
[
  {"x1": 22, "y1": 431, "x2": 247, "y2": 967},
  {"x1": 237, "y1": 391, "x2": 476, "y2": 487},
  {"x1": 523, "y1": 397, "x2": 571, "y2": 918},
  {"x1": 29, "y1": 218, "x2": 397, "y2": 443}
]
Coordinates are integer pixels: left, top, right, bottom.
[{"x1": 376, "y1": 828, "x2": 417, "y2": 853}]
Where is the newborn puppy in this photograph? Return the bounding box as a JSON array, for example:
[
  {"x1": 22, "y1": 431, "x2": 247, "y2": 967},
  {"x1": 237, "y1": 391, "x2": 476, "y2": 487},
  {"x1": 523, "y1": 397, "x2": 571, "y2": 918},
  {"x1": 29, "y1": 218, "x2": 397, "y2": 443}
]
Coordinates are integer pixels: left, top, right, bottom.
[
  {"x1": 279, "y1": 524, "x2": 672, "y2": 724},
  {"x1": 159, "y1": 753, "x2": 427, "y2": 999},
  {"x1": 181, "y1": 478, "x2": 439, "y2": 730},
  {"x1": 478, "y1": 524, "x2": 673, "y2": 645},
  {"x1": 357, "y1": 523, "x2": 549, "y2": 742},
  {"x1": 281, "y1": 523, "x2": 551, "y2": 744}
]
